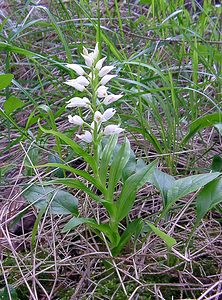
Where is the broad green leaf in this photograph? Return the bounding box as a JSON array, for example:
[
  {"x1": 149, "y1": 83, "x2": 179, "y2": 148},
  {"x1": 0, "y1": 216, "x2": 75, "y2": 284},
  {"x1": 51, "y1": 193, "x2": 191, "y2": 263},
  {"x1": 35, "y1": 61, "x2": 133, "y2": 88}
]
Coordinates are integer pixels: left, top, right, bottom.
[
  {"x1": 111, "y1": 218, "x2": 143, "y2": 256},
  {"x1": 49, "y1": 178, "x2": 103, "y2": 203},
  {"x1": 23, "y1": 185, "x2": 78, "y2": 215},
  {"x1": 146, "y1": 222, "x2": 176, "y2": 248},
  {"x1": 36, "y1": 162, "x2": 106, "y2": 194},
  {"x1": 0, "y1": 74, "x2": 14, "y2": 91},
  {"x1": 62, "y1": 217, "x2": 89, "y2": 232},
  {"x1": 151, "y1": 169, "x2": 175, "y2": 206},
  {"x1": 211, "y1": 155, "x2": 222, "y2": 172},
  {"x1": 162, "y1": 172, "x2": 221, "y2": 217},
  {"x1": 116, "y1": 160, "x2": 157, "y2": 222},
  {"x1": 39, "y1": 123, "x2": 97, "y2": 174},
  {"x1": 99, "y1": 134, "x2": 118, "y2": 186},
  {"x1": 107, "y1": 139, "x2": 131, "y2": 202},
  {"x1": 62, "y1": 217, "x2": 119, "y2": 246},
  {"x1": 215, "y1": 124, "x2": 222, "y2": 136},
  {"x1": 182, "y1": 113, "x2": 222, "y2": 145},
  {"x1": 4, "y1": 96, "x2": 25, "y2": 114},
  {"x1": 196, "y1": 178, "x2": 222, "y2": 222}
]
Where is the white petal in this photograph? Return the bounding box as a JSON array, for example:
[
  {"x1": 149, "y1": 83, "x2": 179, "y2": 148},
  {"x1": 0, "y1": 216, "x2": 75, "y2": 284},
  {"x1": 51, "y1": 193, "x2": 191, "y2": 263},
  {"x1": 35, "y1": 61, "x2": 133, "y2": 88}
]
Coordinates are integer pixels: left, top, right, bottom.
[
  {"x1": 66, "y1": 64, "x2": 85, "y2": 76},
  {"x1": 82, "y1": 46, "x2": 89, "y2": 56},
  {"x1": 92, "y1": 42, "x2": 99, "y2": 60},
  {"x1": 102, "y1": 108, "x2": 116, "y2": 121},
  {"x1": 104, "y1": 124, "x2": 124, "y2": 136},
  {"x1": 94, "y1": 111, "x2": 103, "y2": 123},
  {"x1": 95, "y1": 57, "x2": 106, "y2": 70},
  {"x1": 103, "y1": 94, "x2": 123, "y2": 105},
  {"x1": 66, "y1": 97, "x2": 90, "y2": 108},
  {"x1": 100, "y1": 74, "x2": 117, "y2": 85},
  {"x1": 76, "y1": 131, "x2": 92, "y2": 143},
  {"x1": 64, "y1": 80, "x2": 85, "y2": 92},
  {"x1": 81, "y1": 54, "x2": 94, "y2": 67},
  {"x1": 68, "y1": 115, "x2": 84, "y2": 125},
  {"x1": 75, "y1": 76, "x2": 89, "y2": 86},
  {"x1": 97, "y1": 85, "x2": 108, "y2": 98},
  {"x1": 99, "y1": 66, "x2": 115, "y2": 77}
]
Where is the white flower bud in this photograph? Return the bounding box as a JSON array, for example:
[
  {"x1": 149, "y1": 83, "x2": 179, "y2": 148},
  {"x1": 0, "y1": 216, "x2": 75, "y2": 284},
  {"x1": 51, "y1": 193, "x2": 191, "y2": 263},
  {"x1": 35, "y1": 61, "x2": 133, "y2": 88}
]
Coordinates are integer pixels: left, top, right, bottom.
[
  {"x1": 74, "y1": 76, "x2": 89, "y2": 86},
  {"x1": 66, "y1": 97, "x2": 90, "y2": 108},
  {"x1": 103, "y1": 94, "x2": 123, "y2": 105},
  {"x1": 99, "y1": 66, "x2": 115, "y2": 77},
  {"x1": 68, "y1": 115, "x2": 84, "y2": 125},
  {"x1": 104, "y1": 124, "x2": 124, "y2": 136},
  {"x1": 76, "y1": 131, "x2": 92, "y2": 143},
  {"x1": 66, "y1": 64, "x2": 85, "y2": 76},
  {"x1": 64, "y1": 80, "x2": 85, "y2": 92},
  {"x1": 100, "y1": 74, "x2": 117, "y2": 85},
  {"x1": 102, "y1": 108, "x2": 116, "y2": 121},
  {"x1": 81, "y1": 54, "x2": 94, "y2": 67},
  {"x1": 92, "y1": 42, "x2": 99, "y2": 60},
  {"x1": 95, "y1": 57, "x2": 106, "y2": 70},
  {"x1": 97, "y1": 85, "x2": 108, "y2": 98}
]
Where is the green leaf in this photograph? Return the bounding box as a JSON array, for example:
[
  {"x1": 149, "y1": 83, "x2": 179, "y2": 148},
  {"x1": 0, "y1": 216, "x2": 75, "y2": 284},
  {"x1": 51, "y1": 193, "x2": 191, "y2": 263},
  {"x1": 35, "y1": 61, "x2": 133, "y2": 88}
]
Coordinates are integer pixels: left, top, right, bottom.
[
  {"x1": 23, "y1": 185, "x2": 78, "y2": 215},
  {"x1": 38, "y1": 123, "x2": 97, "y2": 174},
  {"x1": 162, "y1": 172, "x2": 221, "y2": 217},
  {"x1": 0, "y1": 74, "x2": 14, "y2": 91},
  {"x1": 215, "y1": 124, "x2": 222, "y2": 136},
  {"x1": 62, "y1": 217, "x2": 89, "y2": 232},
  {"x1": 116, "y1": 160, "x2": 157, "y2": 222},
  {"x1": 3, "y1": 95, "x2": 25, "y2": 114},
  {"x1": 146, "y1": 222, "x2": 176, "y2": 248},
  {"x1": 211, "y1": 155, "x2": 222, "y2": 172},
  {"x1": 99, "y1": 134, "x2": 118, "y2": 186},
  {"x1": 151, "y1": 169, "x2": 175, "y2": 206},
  {"x1": 106, "y1": 139, "x2": 131, "y2": 202},
  {"x1": 111, "y1": 218, "x2": 143, "y2": 256},
  {"x1": 196, "y1": 178, "x2": 222, "y2": 223},
  {"x1": 182, "y1": 113, "x2": 222, "y2": 145},
  {"x1": 0, "y1": 285, "x2": 18, "y2": 300}
]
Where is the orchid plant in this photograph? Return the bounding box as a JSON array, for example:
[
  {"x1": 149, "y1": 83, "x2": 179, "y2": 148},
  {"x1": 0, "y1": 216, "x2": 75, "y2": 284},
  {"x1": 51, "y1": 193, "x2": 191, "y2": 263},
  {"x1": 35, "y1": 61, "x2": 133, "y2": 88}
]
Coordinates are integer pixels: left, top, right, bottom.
[{"x1": 34, "y1": 43, "x2": 157, "y2": 256}]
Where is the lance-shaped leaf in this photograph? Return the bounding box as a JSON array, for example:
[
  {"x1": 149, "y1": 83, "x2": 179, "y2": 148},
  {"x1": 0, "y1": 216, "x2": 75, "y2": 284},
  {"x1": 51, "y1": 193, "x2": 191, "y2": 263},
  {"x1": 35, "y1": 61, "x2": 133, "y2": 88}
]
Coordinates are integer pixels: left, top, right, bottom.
[
  {"x1": 106, "y1": 139, "x2": 131, "y2": 202},
  {"x1": 38, "y1": 123, "x2": 97, "y2": 174},
  {"x1": 146, "y1": 222, "x2": 176, "y2": 248},
  {"x1": 115, "y1": 160, "x2": 157, "y2": 222}
]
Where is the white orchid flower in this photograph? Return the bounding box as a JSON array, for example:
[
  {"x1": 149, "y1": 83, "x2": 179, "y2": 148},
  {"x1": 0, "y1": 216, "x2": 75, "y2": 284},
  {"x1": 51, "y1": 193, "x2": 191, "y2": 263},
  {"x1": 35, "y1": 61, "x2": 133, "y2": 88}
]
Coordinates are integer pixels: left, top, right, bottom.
[
  {"x1": 104, "y1": 124, "x2": 124, "y2": 135},
  {"x1": 74, "y1": 76, "x2": 89, "y2": 86},
  {"x1": 95, "y1": 57, "x2": 106, "y2": 70},
  {"x1": 76, "y1": 131, "x2": 93, "y2": 143},
  {"x1": 102, "y1": 108, "x2": 116, "y2": 121},
  {"x1": 103, "y1": 94, "x2": 123, "y2": 105},
  {"x1": 66, "y1": 64, "x2": 85, "y2": 76},
  {"x1": 66, "y1": 97, "x2": 90, "y2": 108},
  {"x1": 100, "y1": 74, "x2": 117, "y2": 85},
  {"x1": 68, "y1": 115, "x2": 84, "y2": 125},
  {"x1": 99, "y1": 66, "x2": 115, "y2": 77},
  {"x1": 65, "y1": 80, "x2": 85, "y2": 92},
  {"x1": 81, "y1": 43, "x2": 99, "y2": 67},
  {"x1": 94, "y1": 111, "x2": 103, "y2": 123},
  {"x1": 97, "y1": 85, "x2": 108, "y2": 98}
]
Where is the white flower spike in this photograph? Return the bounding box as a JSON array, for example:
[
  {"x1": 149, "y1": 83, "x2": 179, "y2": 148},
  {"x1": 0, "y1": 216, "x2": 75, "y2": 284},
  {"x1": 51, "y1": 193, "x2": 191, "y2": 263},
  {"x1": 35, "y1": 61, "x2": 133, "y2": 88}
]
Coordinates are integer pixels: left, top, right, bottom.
[
  {"x1": 104, "y1": 124, "x2": 124, "y2": 136},
  {"x1": 99, "y1": 66, "x2": 115, "y2": 77},
  {"x1": 101, "y1": 74, "x2": 117, "y2": 85},
  {"x1": 66, "y1": 64, "x2": 85, "y2": 76},
  {"x1": 76, "y1": 131, "x2": 93, "y2": 143},
  {"x1": 66, "y1": 97, "x2": 90, "y2": 108},
  {"x1": 68, "y1": 115, "x2": 84, "y2": 125},
  {"x1": 97, "y1": 85, "x2": 108, "y2": 98},
  {"x1": 103, "y1": 94, "x2": 123, "y2": 105}
]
